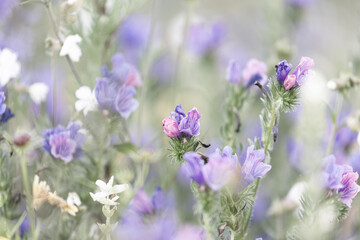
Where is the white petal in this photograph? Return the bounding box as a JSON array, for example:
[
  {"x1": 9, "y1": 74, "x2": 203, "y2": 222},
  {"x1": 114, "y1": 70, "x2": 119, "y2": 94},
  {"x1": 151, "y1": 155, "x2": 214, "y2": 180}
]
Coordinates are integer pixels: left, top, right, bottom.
[
  {"x1": 76, "y1": 86, "x2": 92, "y2": 99},
  {"x1": 110, "y1": 184, "x2": 129, "y2": 194},
  {"x1": 95, "y1": 180, "x2": 107, "y2": 190}
]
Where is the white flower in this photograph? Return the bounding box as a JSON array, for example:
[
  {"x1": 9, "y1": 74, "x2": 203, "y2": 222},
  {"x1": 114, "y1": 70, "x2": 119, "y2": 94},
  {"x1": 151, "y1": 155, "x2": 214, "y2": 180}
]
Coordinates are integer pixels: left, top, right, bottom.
[
  {"x1": 67, "y1": 192, "x2": 81, "y2": 206},
  {"x1": 0, "y1": 48, "x2": 21, "y2": 86},
  {"x1": 60, "y1": 35, "x2": 82, "y2": 62},
  {"x1": 28, "y1": 82, "x2": 49, "y2": 104},
  {"x1": 75, "y1": 86, "x2": 98, "y2": 116},
  {"x1": 89, "y1": 176, "x2": 128, "y2": 206}
]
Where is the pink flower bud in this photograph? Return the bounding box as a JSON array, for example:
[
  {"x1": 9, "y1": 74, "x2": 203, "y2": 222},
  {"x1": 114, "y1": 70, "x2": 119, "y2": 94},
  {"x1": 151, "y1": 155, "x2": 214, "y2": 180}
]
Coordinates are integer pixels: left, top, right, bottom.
[
  {"x1": 284, "y1": 74, "x2": 296, "y2": 90},
  {"x1": 162, "y1": 117, "x2": 180, "y2": 138}
]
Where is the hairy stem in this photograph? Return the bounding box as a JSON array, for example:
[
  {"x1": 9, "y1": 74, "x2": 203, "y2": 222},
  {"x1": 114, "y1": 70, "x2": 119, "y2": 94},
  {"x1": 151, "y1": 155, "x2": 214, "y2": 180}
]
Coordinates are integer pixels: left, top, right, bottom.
[{"x1": 326, "y1": 94, "x2": 343, "y2": 155}]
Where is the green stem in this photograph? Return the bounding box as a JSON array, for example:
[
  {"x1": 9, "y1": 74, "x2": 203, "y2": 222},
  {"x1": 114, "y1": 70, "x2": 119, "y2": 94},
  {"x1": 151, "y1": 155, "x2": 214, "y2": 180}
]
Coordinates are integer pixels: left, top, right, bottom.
[
  {"x1": 20, "y1": 151, "x2": 36, "y2": 240},
  {"x1": 242, "y1": 102, "x2": 277, "y2": 235},
  {"x1": 203, "y1": 212, "x2": 214, "y2": 240},
  {"x1": 230, "y1": 229, "x2": 235, "y2": 240},
  {"x1": 106, "y1": 214, "x2": 111, "y2": 240},
  {"x1": 326, "y1": 94, "x2": 343, "y2": 155}
]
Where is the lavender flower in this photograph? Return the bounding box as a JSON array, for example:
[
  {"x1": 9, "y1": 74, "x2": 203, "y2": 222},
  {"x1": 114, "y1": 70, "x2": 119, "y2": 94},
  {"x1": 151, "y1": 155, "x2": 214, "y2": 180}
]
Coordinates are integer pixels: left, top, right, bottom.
[
  {"x1": 42, "y1": 122, "x2": 86, "y2": 163},
  {"x1": 322, "y1": 155, "x2": 344, "y2": 190},
  {"x1": 0, "y1": 0, "x2": 18, "y2": 21},
  {"x1": 241, "y1": 145, "x2": 271, "y2": 184},
  {"x1": 170, "y1": 104, "x2": 186, "y2": 124},
  {"x1": 338, "y1": 165, "x2": 360, "y2": 207},
  {"x1": 0, "y1": 108, "x2": 14, "y2": 124},
  {"x1": 187, "y1": 21, "x2": 225, "y2": 56},
  {"x1": 178, "y1": 108, "x2": 201, "y2": 137},
  {"x1": 202, "y1": 146, "x2": 238, "y2": 191},
  {"x1": 94, "y1": 78, "x2": 117, "y2": 109},
  {"x1": 276, "y1": 60, "x2": 292, "y2": 84},
  {"x1": 0, "y1": 91, "x2": 6, "y2": 115},
  {"x1": 114, "y1": 86, "x2": 139, "y2": 119},
  {"x1": 226, "y1": 59, "x2": 267, "y2": 87},
  {"x1": 276, "y1": 57, "x2": 314, "y2": 90},
  {"x1": 129, "y1": 187, "x2": 165, "y2": 216},
  {"x1": 183, "y1": 152, "x2": 205, "y2": 185}
]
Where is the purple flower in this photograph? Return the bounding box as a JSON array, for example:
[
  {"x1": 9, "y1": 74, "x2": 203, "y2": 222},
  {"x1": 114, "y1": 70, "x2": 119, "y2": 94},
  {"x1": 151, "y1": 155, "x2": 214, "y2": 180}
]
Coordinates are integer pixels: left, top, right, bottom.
[
  {"x1": 0, "y1": 108, "x2": 14, "y2": 124},
  {"x1": 42, "y1": 122, "x2": 85, "y2": 163},
  {"x1": 292, "y1": 57, "x2": 315, "y2": 85},
  {"x1": 226, "y1": 59, "x2": 242, "y2": 84},
  {"x1": 276, "y1": 57, "x2": 314, "y2": 89},
  {"x1": 183, "y1": 152, "x2": 205, "y2": 185},
  {"x1": 114, "y1": 86, "x2": 139, "y2": 119},
  {"x1": 178, "y1": 108, "x2": 201, "y2": 136},
  {"x1": 170, "y1": 104, "x2": 186, "y2": 124},
  {"x1": 94, "y1": 77, "x2": 117, "y2": 109},
  {"x1": 338, "y1": 165, "x2": 360, "y2": 207},
  {"x1": 187, "y1": 21, "x2": 225, "y2": 56},
  {"x1": 322, "y1": 155, "x2": 344, "y2": 190},
  {"x1": 129, "y1": 187, "x2": 165, "y2": 216},
  {"x1": 0, "y1": 0, "x2": 18, "y2": 21},
  {"x1": 118, "y1": 15, "x2": 150, "y2": 53},
  {"x1": 241, "y1": 145, "x2": 271, "y2": 184},
  {"x1": 276, "y1": 60, "x2": 292, "y2": 84},
  {"x1": 19, "y1": 215, "x2": 30, "y2": 237},
  {"x1": 172, "y1": 225, "x2": 205, "y2": 240},
  {"x1": 202, "y1": 146, "x2": 238, "y2": 191},
  {"x1": 0, "y1": 91, "x2": 6, "y2": 115},
  {"x1": 226, "y1": 59, "x2": 267, "y2": 87}
]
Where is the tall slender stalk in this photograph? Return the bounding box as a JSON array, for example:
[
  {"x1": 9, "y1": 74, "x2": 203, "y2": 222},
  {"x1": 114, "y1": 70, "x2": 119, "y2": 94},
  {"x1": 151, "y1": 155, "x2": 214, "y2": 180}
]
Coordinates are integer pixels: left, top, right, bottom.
[
  {"x1": 326, "y1": 94, "x2": 343, "y2": 155},
  {"x1": 20, "y1": 151, "x2": 36, "y2": 240},
  {"x1": 43, "y1": 0, "x2": 83, "y2": 85}
]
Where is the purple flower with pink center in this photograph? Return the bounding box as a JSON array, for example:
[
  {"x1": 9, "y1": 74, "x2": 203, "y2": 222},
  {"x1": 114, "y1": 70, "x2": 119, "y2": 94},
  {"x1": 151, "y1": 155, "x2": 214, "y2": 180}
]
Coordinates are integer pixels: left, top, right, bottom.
[
  {"x1": 162, "y1": 105, "x2": 201, "y2": 138},
  {"x1": 276, "y1": 57, "x2": 314, "y2": 90},
  {"x1": 241, "y1": 145, "x2": 271, "y2": 184},
  {"x1": 42, "y1": 122, "x2": 86, "y2": 163}
]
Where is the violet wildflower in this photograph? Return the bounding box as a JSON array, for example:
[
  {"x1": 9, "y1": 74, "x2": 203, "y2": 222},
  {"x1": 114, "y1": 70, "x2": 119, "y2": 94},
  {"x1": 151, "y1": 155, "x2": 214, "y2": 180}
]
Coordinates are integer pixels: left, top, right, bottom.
[
  {"x1": 276, "y1": 60, "x2": 292, "y2": 84},
  {"x1": 202, "y1": 146, "x2": 238, "y2": 191},
  {"x1": 183, "y1": 152, "x2": 205, "y2": 185},
  {"x1": 338, "y1": 165, "x2": 360, "y2": 207},
  {"x1": 241, "y1": 145, "x2": 271, "y2": 184},
  {"x1": 42, "y1": 122, "x2": 86, "y2": 163},
  {"x1": 178, "y1": 108, "x2": 201, "y2": 137},
  {"x1": 226, "y1": 59, "x2": 267, "y2": 87},
  {"x1": 170, "y1": 104, "x2": 186, "y2": 124},
  {"x1": 129, "y1": 187, "x2": 164, "y2": 216},
  {"x1": 0, "y1": 91, "x2": 6, "y2": 115},
  {"x1": 0, "y1": 108, "x2": 14, "y2": 124},
  {"x1": 187, "y1": 21, "x2": 225, "y2": 56},
  {"x1": 322, "y1": 155, "x2": 344, "y2": 190},
  {"x1": 276, "y1": 57, "x2": 314, "y2": 90},
  {"x1": 114, "y1": 86, "x2": 139, "y2": 119}
]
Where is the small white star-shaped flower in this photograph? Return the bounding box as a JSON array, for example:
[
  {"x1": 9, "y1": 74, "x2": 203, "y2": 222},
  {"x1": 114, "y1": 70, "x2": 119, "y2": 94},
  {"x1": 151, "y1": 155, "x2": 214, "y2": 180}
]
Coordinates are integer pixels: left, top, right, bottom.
[
  {"x1": 60, "y1": 34, "x2": 82, "y2": 62},
  {"x1": 89, "y1": 176, "x2": 128, "y2": 206},
  {"x1": 75, "y1": 86, "x2": 98, "y2": 116}
]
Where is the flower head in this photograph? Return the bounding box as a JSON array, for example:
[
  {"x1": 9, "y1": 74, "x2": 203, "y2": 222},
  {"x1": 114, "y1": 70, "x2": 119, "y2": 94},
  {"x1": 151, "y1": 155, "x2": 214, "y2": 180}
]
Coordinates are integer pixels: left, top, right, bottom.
[
  {"x1": 129, "y1": 187, "x2": 164, "y2": 216},
  {"x1": 226, "y1": 58, "x2": 267, "y2": 87},
  {"x1": 59, "y1": 35, "x2": 82, "y2": 62},
  {"x1": 89, "y1": 176, "x2": 129, "y2": 206},
  {"x1": 322, "y1": 155, "x2": 344, "y2": 190},
  {"x1": 0, "y1": 48, "x2": 21, "y2": 86},
  {"x1": 32, "y1": 175, "x2": 51, "y2": 210},
  {"x1": 202, "y1": 146, "x2": 238, "y2": 190},
  {"x1": 276, "y1": 57, "x2": 314, "y2": 90},
  {"x1": 162, "y1": 117, "x2": 181, "y2": 138},
  {"x1": 183, "y1": 152, "x2": 205, "y2": 185},
  {"x1": 75, "y1": 86, "x2": 98, "y2": 116},
  {"x1": 170, "y1": 104, "x2": 186, "y2": 124},
  {"x1": 338, "y1": 165, "x2": 360, "y2": 207},
  {"x1": 28, "y1": 82, "x2": 49, "y2": 104},
  {"x1": 42, "y1": 122, "x2": 86, "y2": 163},
  {"x1": 241, "y1": 145, "x2": 271, "y2": 184},
  {"x1": 276, "y1": 60, "x2": 292, "y2": 84},
  {"x1": 114, "y1": 86, "x2": 139, "y2": 119},
  {"x1": 178, "y1": 108, "x2": 201, "y2": 137}
]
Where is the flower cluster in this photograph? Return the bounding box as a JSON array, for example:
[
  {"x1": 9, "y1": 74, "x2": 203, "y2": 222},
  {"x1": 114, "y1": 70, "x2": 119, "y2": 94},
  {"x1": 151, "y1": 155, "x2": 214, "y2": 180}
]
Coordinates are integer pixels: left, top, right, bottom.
[
  {"x1": 183, "y1": 145, "x2": 271, "y2": 191},
  {"x1": 94, "y1": 53, "x2": 142, "y2": 119},
  {"x1": 32, "y1": 175, "x2": 81, "y2": 216},
  {"x1": 89, "y1": 176, "x2": 129, "y2": 206},
  {"x1": 162, "y1": 105, "x2": 201, "y2": 138},
  {"x1": 323, "y1": 155, "x2": 360, "y2": 207},
  {"x1": 276, "y1": 57, "x2": 314, "y2": 90},
  {"x1": 226, "y1": 59, "x2": 267, "y2": 87},
  {"x1": 42, "y1": 122, "x2": 86, "y2": 163}
]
